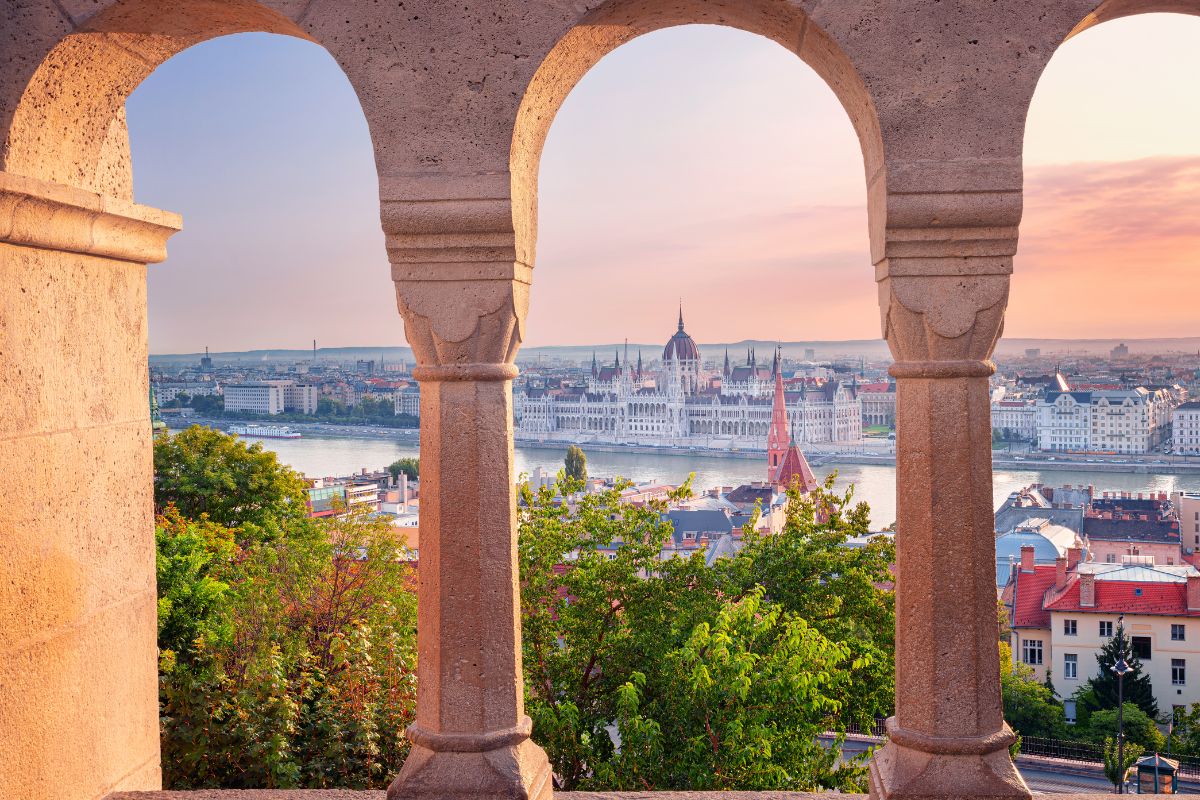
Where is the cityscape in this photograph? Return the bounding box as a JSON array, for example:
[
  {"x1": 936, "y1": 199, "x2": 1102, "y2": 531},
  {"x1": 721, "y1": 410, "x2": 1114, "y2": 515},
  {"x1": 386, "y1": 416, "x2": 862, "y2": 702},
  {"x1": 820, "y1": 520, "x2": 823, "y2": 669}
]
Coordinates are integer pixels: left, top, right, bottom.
[{"x1": 7, "y1": 5, "x2": 1200, "y2": 800}]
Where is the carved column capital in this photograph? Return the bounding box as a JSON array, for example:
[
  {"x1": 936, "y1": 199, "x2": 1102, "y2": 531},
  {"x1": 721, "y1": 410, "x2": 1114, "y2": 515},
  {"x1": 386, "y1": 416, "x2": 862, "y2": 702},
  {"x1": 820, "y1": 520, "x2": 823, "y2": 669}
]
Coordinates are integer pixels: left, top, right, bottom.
[
  {"x1": 383, "y1": 171, "x2": 529, "y2": 375},
  {"x1": 880, "y1": 272, "x2": 1008, "y2": 378},
  {"x1": 872, "y1": 160, "x2": 1020, "y2": 378}
]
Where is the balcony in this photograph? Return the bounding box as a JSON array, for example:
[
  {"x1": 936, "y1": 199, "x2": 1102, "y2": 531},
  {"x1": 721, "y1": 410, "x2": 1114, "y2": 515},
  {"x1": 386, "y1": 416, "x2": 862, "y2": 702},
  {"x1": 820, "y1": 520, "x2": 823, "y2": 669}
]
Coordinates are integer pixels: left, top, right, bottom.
[{"x1": 1, "y1": 1, "x2": 1187, "y2": 799}]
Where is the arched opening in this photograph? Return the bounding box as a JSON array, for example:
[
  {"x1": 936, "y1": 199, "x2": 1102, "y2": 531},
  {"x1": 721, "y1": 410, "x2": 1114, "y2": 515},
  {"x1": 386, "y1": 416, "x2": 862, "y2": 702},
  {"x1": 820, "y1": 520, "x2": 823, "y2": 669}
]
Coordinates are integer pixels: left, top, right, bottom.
[
  {"x1": 0, "y1": 4, "x2": 393, "y2": 798},
  {"x1": 505, "y1": 11, "x2": 896, "y2": 790},
  {"x1": 1001, "y1": 2, "x2": 1200, "y2": 745},
  {"x1": 510, "y1": 0, "x2": 886, "y2": 270}
]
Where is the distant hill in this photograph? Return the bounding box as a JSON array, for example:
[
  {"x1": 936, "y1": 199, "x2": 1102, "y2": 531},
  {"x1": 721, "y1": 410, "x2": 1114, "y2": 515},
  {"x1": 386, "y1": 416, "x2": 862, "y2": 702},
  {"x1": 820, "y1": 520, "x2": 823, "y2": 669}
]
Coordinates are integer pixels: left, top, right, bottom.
[{"x1": 151, "y1": 335, "x2": 1200, "y2": 367}]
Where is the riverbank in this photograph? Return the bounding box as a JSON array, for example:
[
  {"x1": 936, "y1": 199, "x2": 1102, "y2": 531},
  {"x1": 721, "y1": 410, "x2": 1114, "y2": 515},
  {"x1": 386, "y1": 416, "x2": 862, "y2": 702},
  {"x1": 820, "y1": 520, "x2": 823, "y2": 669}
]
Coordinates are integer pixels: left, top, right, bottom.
[{"x1": 172, "y1": 419, "x2": 1200, "y2": 476}]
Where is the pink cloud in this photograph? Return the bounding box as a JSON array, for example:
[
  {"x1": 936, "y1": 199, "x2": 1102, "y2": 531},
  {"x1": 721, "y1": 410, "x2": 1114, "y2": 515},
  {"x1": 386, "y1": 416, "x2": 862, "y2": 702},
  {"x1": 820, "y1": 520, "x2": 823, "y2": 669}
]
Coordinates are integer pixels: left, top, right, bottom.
[{"x1": 1009, "y1": 156, "x2": 1200, "y2": 338}]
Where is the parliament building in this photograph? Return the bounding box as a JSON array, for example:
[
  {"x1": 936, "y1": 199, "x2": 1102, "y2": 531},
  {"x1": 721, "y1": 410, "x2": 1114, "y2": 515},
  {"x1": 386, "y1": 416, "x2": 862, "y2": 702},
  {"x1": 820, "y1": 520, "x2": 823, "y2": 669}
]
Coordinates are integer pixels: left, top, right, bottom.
[{"x1": 515, "y1": 310, "x2": 863, "y2": 451}]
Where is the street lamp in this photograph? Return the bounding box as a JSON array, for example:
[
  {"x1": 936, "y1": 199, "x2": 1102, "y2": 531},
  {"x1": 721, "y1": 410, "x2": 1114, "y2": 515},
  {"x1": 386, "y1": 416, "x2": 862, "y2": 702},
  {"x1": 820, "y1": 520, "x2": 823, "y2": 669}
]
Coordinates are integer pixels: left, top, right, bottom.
[{"x1": 1114, "y1": 656, "x2": 1132, "y2": 794}]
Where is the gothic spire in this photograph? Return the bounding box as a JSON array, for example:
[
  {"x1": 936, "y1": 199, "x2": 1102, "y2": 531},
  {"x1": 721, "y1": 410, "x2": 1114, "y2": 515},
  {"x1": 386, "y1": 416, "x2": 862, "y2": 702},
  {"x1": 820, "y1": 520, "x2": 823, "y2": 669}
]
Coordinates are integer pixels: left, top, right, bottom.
[
  {"x1": 637, "y1": 349, "x2": 643, "y2": 378},
  {"x1": 678, "y1": 301, "x2": 685, "y2": 333},
  {"x1": 591, "y1": 351, "x2": 598, "y2": 378},
  {"x1": 724, "y1": 348, "x2": 731, "y2": 378}
]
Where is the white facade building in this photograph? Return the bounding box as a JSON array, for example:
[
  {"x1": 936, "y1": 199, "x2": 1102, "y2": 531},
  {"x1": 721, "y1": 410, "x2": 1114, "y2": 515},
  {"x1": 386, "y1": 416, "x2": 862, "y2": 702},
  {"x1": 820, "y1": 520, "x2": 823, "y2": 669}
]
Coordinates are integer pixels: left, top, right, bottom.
[
  {"x1": 1037, "y1": 387, "x2": 1173, "y2": 454},
  {"x1": 992, "y1": 400, "x2": 1038, "y2": 441},
  {"x1": 153, "y1": 381, "x2": 221, "y2": 403},
  {"x1": 224, "y1": 382, "x2": 285, "y2": 414},
  {"x1": 394, "y1": 387, "x2": 421, "y2": 418},
  {"x1": 1174, "y1": 402, "x2": 1200, "y2": 455},
  {"x1": 224, "y1": 380, "x2": 318, "y2": 415},
  {"x1": 515, "y1": 312, "x2": 862, "y2": 451}
]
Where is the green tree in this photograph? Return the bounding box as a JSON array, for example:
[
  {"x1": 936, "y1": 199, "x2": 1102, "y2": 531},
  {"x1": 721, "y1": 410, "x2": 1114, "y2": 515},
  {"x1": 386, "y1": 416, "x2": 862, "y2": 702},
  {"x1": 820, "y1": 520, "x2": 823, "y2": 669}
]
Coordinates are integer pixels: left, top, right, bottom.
[
  {"x1": 718, "y1": 477, "x2": 896, "y2": 725},
  {"x1": 387, "y1": 457, "x2": 419, "y2": 482},
  {"x1": 153, "y1": 428, "x2": 417, "y2": 789},
  {"x1": 1103, "y1": 736, "x2": 1144, "y2": 791},
  {"x1": 518, "y1": 474, "x2": 888, "y2": 791},
  {"x1": 564, "y1": 445, "x2": 587, "y2": 482},
  {"x1": 1088, "y1": 704, "x2": 1164, "y2": 751},
  {"x1": 158, "y1": 505, "x2": 418, "y2": 789},
  {"x1": 1000, "y1": 641, "x2": 1067, "y2": 739},
  {"x1": 1077, "y1": 619, "x2": 1158, "y2": 719},
  {"x1": 153, "y1": 425, "x2": 308, "y2": 541}
]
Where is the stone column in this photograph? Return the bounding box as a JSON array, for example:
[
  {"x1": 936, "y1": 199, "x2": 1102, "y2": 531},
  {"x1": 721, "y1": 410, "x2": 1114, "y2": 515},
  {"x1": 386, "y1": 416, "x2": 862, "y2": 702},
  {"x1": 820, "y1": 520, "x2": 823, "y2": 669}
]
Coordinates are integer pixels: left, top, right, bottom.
[
  {"x1": 384, "y1": 174, "x2": 552, "y2": 800},
  {"x1": 867, "y1": 174, "x2": 1031, "y2": 800},
  {"x1": 0, "y1": 171, "x2": 180, "y2": 800}
]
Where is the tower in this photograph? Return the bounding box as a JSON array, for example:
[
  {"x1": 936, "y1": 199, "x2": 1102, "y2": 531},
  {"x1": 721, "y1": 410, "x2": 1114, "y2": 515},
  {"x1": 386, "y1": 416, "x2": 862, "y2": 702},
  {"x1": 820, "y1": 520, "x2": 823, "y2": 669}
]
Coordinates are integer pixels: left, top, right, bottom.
[{"x1": 767, "y1": 358, "x2": 789, "y2": 479}]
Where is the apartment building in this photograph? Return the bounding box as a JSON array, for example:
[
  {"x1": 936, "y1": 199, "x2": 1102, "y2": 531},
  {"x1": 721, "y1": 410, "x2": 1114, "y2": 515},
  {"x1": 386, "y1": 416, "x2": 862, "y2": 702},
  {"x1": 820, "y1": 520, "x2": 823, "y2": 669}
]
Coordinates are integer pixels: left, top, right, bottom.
[
  {"x1": 1037, "y1": 387, "x2": 1173, "y2": 454},
  {"x1": 1006, "y1": 552, "x2": 1200, "y2": 721},
  {"x1": 224, "y1": 379, "x2": 318, "y2": 415},
  {"x1": 1175, "y1": 402, "x2": 1200, "y2": 455}
]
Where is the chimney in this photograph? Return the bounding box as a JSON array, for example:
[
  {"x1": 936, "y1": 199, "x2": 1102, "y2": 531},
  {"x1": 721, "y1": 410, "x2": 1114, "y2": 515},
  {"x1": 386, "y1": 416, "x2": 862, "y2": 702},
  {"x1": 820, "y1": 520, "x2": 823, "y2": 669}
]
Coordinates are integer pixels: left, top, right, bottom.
[
  {"x1": 1055, "y1": 556, "x2": 1068, "y2": 590},
  {"x1": 1080, "y1": 573, "x2": 1096, "y2": 608},
  {"x1": 1021, "y1": 545, "x2": 1036, "y2": 573},
  {"x1": 1189, "y1": 575, "x2": 1200, "y2": 613},
  {"x1": 1067, "y1": 546, "x2": 1082, "y2": 569}
]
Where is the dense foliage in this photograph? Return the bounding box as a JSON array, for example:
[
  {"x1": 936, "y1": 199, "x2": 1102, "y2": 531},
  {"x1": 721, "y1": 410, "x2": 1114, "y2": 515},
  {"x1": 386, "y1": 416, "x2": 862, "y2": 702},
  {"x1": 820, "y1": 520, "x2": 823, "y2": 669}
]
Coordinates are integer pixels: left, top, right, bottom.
[
  {"x1": 1103, "y1": 736, "x2": 1144, "y2": 790},
  {"x1": 519, "y1": 474, "x2": 895, "y2": 791},
  {"x1": 386, "y1": 458, "x2": 419, "y2": 482},
  {"x1": 157, "y1": 429, "x2": 902, "y2": 790},
  {"x1": 154, "y1": 431, "x2": 418, "y2": 789},
  {"x1": 999, "y1": 642, "x2": 1067, "y2": 740},
  {"x1": 1087, "y1": 704, "x2": 1163, "y2": 751},
  {"x1": 154, "y1": 425, "x2": 309, "y2": 540}
]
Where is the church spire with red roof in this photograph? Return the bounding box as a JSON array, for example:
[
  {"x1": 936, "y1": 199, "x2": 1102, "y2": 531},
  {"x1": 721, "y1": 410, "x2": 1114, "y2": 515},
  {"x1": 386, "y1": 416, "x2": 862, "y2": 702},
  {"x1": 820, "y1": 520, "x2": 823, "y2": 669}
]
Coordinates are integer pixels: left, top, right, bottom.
[
  {"x1": 767, "y1": 352, "x2": 789, "y2": 479},
  {"x1": 766, "y1": 349, "x2": 818, "y2": 492}
]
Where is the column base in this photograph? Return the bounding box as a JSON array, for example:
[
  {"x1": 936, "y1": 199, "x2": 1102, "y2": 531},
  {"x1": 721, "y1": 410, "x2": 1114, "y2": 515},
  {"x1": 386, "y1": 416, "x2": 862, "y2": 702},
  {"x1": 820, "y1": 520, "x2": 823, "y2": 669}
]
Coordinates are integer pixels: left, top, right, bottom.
[
  {"x1": 387, "y1": 721, "x2": 553, "y2": 800},
  {"x1": 868, "y1": 719, "x2": 1030, "y2": 800}
]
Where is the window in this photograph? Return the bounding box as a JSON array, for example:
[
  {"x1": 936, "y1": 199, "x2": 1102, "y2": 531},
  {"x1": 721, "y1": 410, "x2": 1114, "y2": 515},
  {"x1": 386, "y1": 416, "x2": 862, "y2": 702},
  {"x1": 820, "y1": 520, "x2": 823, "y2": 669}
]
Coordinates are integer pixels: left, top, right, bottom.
[
  {"x1": 1106, "y1": 554, "x2": 1117, "y2": 563},
  {"x1": 1173, "y1": 658, "x2": 1186, "y2": 686},
  {"x1": 1063, "y1": 618, "x2": 1077, "y2": 636},
  {"x1": 1173, "y1": 624, "x2": 1186, "y2": 641},
  {"x1": 1100, "y1": 620, "x2": 1113, "y2": 637},
  {"x1": 1133, "y1": 636, "x2": 1152, "y2": 660},
  {"x1": 1064, "y1": 653, "x2": 1078, "y2": 679},
  {"x1": 1022, "y1": 639, "x2": 1044, "y2": 666}
]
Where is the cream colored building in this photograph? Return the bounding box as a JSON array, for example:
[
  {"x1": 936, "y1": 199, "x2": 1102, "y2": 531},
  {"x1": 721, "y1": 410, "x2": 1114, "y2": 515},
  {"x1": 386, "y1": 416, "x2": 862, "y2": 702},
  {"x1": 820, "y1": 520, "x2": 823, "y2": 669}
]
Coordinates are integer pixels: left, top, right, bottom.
[{"x1": 1008, "y1": 556, "x2": 1200, "y2": 722}]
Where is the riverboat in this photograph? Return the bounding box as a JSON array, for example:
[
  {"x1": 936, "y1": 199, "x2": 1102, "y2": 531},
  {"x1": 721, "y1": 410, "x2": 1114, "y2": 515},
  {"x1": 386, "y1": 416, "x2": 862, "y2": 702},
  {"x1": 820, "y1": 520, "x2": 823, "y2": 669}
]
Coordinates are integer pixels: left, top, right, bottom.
[{"x1": 229, "y1": 424, "x2": 302, "y2": 439}]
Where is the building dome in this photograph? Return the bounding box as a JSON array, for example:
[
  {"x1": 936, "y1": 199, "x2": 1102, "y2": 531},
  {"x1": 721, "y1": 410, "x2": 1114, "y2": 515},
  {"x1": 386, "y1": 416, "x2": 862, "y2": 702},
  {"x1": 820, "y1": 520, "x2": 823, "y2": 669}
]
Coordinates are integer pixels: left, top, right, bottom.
[{"x1": 663, "y1": 308, "x2": 700, "y2": 362}]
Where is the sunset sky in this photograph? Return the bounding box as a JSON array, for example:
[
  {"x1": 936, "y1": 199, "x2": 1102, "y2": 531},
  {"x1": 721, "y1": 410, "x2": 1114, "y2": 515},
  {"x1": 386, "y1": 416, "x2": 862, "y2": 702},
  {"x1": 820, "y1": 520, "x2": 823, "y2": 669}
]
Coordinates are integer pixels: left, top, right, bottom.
[{"x1": 129, "y1": 14, "x2": 1200, "y2": 354}]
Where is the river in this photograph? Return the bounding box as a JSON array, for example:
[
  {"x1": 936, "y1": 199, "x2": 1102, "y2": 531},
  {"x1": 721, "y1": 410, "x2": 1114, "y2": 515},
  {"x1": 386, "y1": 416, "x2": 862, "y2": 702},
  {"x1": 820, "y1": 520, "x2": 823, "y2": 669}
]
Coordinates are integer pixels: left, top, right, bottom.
[{"x1": 237, "y1": 433, "x2": 1200, "y2": 529}]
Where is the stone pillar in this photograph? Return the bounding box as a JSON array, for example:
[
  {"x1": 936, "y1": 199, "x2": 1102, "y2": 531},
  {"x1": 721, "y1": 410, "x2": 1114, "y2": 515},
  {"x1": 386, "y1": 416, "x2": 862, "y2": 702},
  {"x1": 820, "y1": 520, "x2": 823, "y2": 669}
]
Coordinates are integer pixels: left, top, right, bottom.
[
  {"x1": 0, "y1": 172, "x2": 180, "y2": 800},
  {"x1": 384, "y1": 174, "x2": 552, "y2": 800},
  {"x1": 867, "y1": 176, "x2": 1031, "y2": 800}
]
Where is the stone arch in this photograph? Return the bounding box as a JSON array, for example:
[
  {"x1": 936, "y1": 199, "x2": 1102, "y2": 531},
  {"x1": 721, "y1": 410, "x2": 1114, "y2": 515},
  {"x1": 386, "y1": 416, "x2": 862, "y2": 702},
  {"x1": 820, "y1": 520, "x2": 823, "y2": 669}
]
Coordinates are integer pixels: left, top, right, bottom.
[
  {"x1": 509, "y1": 0, "x2": 885, "y2": 270},
  {"x1": 1068, "y1": 0, "x2": 1200, "y2": 38},
  {"x1": 1, "y1": 0, "x2": 370, "y2": 201}
]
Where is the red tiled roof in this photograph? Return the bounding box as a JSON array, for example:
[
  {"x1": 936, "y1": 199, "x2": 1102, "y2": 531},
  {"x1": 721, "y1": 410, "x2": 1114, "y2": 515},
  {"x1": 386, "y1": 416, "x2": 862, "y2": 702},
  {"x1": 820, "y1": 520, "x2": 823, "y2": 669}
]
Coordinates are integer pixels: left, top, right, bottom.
[
  {"x1": 1008, "y1": 564, "x2": 1059, "y2": 628},
  {"x1": 773, "y1": 443, "x2": 819, "y2": 493},
  {"x1": 1045, "y1": 578, "x2": 1200, "y2": 617}
]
